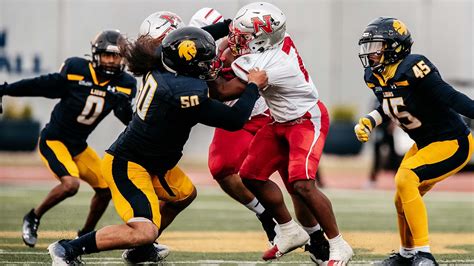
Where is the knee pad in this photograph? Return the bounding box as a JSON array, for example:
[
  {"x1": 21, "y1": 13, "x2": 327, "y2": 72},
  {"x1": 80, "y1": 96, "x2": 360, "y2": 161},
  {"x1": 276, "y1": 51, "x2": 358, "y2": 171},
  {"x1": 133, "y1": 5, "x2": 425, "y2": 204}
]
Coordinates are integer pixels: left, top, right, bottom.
[{"x1": 394, "y1": 168, "x2": 419, "y2": 194}]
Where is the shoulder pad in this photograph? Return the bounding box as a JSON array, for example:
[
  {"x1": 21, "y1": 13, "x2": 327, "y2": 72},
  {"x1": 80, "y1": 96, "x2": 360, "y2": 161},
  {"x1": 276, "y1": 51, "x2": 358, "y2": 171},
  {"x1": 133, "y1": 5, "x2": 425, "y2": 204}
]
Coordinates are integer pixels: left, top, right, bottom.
[
  {"x1": 401, "y1": 54, "x2": 438, "y2": 82},
  {"x1": 155, "y1": 72, "x2": 209, "y2": 108},
  {"x1": 115, "y1": 73, "x2": 137, "y2": 98},
  {"x1": 60, "y1": 57, "x2": 90, "y2": 81}
]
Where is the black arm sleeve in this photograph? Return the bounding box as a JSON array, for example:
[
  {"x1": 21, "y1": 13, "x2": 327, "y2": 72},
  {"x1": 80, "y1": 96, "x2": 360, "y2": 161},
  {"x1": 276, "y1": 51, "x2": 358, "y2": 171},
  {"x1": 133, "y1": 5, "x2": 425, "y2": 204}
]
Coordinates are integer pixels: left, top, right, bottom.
[
  {"x1": 0, "y1": 73, "x2": 68, "y2": 99},
  {"x1": 421, "y1": 72, "x2": 474, "y2": 118},
  {"x1": 113, "y1": 93, "x2": 133, "y2": 125},
  {"x1": 201, "y1": 19, "x2": 232, "y2": 40},
  {"x1": 196, "y1": 82, "x2": 259, "y2": 131}
]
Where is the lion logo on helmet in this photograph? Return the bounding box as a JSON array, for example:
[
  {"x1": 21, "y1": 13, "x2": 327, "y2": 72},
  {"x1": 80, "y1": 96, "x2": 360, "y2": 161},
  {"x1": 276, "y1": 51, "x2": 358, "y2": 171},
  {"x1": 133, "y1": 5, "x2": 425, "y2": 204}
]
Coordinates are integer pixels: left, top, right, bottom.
[
  {"x1": 393, "y1": 20, "x2": 408, "y2": 35},
  {"x1": 178, "y1": 40, "x2": 197, "y2": 61}
]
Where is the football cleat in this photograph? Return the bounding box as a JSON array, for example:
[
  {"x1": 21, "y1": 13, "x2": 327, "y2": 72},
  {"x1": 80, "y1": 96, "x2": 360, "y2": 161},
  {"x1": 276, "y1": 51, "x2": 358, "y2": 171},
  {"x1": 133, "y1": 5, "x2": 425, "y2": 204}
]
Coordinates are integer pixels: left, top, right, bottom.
[
  {"x1": 22, "y1": 209, "x2": 40, "y2": 247},
  {"x1": 256, "y1": 211, "x2": 277, "y2": 244},
  {"x1": 48, "y1": 240, "x2": 83, "y2": 266},
  {"x1": 262, "y1": 225, "x2": 309, "y2": 261},
  {"x1": 379, "y1": 252, "x2": 413, "y2": 266},
  {"x1": 305, "y1": 229, "x2": 330, "y2": 265},
  {"x1": 327, "y1": 237, "x2": 353, "y2": 266},
  {"x1": 412, "y1": 251, "x2": 439, "y2": 266},
  {"x1": 122, "y1": 242, "x2": 170, "y2": 263}
]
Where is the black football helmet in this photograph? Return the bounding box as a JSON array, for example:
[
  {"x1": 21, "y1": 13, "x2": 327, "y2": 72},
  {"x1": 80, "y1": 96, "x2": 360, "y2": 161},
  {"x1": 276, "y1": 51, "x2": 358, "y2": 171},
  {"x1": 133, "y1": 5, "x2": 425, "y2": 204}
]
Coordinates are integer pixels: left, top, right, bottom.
[
  {"x1": 91, "y1": 30, "x2": 125, "y2": 76},
  {"x1": 161, "y1": 26, "x2": 221, "y2": 80},
  {"x1": 358, "y1": 17, "x2": 413, "y2": 71}
]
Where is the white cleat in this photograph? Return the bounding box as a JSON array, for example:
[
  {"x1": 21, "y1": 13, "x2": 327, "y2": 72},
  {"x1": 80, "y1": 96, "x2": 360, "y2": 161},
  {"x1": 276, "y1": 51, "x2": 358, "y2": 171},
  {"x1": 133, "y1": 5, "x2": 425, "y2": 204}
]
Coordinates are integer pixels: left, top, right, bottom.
[
  {"x1": 328, "y1": 237, "x2": 353, "y2": 266},
  {"x1": 262, "y1": 225, "x2": 309, "y2": 260}
]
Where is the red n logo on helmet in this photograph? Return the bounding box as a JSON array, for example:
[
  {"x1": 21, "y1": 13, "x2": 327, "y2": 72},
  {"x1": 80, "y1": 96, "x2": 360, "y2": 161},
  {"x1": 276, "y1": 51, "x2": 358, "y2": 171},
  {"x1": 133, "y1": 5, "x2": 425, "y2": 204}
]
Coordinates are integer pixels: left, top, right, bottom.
[
  {"x1": 252, "y1": 15, "x2": 273, "y2": 34},
  {"x1": 160, "y1": 14, "x2": 176, "y2": 24}
]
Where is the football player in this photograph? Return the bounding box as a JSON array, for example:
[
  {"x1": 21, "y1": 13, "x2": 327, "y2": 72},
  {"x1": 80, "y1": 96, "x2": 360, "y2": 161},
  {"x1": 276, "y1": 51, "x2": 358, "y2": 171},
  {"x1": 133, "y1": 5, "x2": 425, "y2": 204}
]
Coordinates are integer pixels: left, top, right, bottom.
[
  {"x1": 0, "y1": 30, "x2": 137, "y2": 248},
  {"x1": 355, "y1": 17, "x2": 473, "y2": 266},
  {"x1": 227, "y1": 2, "x2": 353, "y2": 264},
  {"x1": 189, "y1": 7, "x2": 280, "y2": 248},
  {"x1": 47, "y1": 26, "x2": 268, "y2": 264}
]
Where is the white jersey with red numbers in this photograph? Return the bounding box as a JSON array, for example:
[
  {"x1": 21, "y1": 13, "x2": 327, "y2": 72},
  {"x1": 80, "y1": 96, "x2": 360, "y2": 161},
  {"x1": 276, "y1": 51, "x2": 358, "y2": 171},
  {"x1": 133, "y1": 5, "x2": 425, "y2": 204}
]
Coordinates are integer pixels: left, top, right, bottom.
[{"x1": 231, "y1": 34, "x2": 319, "y2": 122}]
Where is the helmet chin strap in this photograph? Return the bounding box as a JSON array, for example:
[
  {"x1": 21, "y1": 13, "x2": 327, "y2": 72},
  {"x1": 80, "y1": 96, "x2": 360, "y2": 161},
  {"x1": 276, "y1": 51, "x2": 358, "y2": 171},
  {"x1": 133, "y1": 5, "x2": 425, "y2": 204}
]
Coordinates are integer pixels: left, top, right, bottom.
[{"x1": 161, "y1": 56, "x2": 178, "y2": 76}]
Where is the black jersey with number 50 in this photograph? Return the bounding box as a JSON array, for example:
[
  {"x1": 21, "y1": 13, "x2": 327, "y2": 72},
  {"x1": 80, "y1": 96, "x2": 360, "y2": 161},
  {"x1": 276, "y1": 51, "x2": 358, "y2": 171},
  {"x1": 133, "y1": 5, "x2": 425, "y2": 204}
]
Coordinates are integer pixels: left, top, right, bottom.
[
  {"x1": 364, "y1": 54, "x2": 469, "y2": 148},
  {"x1": 108, "y1": 69, "x2": 260, "y2": 174}
]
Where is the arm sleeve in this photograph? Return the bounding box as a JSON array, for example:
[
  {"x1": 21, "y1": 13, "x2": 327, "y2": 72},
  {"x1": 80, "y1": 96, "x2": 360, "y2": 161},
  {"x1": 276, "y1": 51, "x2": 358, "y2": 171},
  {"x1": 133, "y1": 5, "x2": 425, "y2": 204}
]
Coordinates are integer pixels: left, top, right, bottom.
[
  {"x1": 113, "y1": 93, "x2": 133, "y2": 125},
  {"x1": 196, "y1": 82, "x2": 259, "y2": 131},
  {"x1": 420, "y1": 71, "x2": 474, "y2": 118},
  {"x1": 0, "y1": 73, "x2": 68, "y2": 98},
  {"x1": 201, "y1": 19, "x2": 232, "y2": 40}
]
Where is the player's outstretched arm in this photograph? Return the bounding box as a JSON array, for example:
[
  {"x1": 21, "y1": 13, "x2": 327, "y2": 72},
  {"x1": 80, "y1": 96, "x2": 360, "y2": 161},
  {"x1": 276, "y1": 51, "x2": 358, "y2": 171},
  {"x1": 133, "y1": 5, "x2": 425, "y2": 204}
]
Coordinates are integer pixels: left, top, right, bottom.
[
  {"x1": 422, "y1": 72, "x2": 474, "y2": 118},
  {"x1": 0, "y1": 73, "x2": 67, "y2": 99}
]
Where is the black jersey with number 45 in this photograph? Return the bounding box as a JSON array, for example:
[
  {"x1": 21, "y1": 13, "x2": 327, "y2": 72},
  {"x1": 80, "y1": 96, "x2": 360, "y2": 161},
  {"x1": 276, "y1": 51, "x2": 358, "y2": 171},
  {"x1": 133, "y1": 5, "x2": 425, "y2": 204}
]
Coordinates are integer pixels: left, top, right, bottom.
[
  {"x1": 108, "y1": 69, "x2": 260, "y2": 174},
  {"x1": 364, "y1": 54, "x2": 470, "y2": 148},
  {"x1": 1, "y1": 57, "x2": 137, "y2": 155}
]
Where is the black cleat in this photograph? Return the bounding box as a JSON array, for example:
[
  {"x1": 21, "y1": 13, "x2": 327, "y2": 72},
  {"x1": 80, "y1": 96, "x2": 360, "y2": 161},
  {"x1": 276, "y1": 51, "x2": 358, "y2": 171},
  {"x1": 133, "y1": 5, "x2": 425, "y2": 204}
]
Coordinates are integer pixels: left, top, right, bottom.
[
  {"x1": 305, "y1": 229, "x2": 330, "y2": 265},
  {"x1": 122, "y1": 242, "x2": 170, "y2": 263},
  {"x1": 412, "y1": 251, "x2": 438, "y2": 266},
  {"x1": 380, "y1": 252, "x2": 413, "y2": 266},
  {"x1": 22, "y1": 209, "x2": 40, "y2": 247},
  {"x1": 48, "y1": 239, "x2": 84, "y2": 265},
  {"x1": 76, "y1": 229, "x2": 92, "y2": 238},
  {"x1": 256, "y1": 210, "x2": 277, "y2": 244}
]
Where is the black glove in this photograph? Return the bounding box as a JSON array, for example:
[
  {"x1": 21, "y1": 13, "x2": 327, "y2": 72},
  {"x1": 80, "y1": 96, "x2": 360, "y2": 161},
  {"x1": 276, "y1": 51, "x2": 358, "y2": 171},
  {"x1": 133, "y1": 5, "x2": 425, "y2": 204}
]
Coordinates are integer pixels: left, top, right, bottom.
[{"x1": 113, "y1": 92, "x2": 133, "y2": 125}]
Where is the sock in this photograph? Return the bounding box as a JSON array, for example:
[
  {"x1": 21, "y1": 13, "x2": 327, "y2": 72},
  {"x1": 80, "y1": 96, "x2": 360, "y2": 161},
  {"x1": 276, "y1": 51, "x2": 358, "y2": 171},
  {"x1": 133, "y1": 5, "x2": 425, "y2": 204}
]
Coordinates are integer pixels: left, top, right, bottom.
[
  {"x1": 245, "y1": 197, "x2": 265, "y2": 215},
  {"x1": 328, "y1": 234, "x2": 343, "y2": 247},
  {"x1": 399, "y1": 247, "x2": 416, "y2": 258},
  {"x1": 279, "y1": 219, "x2": 298, "y2": 234},
  {"x1": 67, "y1": 231, "x2": 98, "y2": 255},
  {"x1": 303, "y1": 224, "x2": 322, "y2": 235},
  {"x1": 413, "y1": 246, "x2": 431, "y2": 254}
]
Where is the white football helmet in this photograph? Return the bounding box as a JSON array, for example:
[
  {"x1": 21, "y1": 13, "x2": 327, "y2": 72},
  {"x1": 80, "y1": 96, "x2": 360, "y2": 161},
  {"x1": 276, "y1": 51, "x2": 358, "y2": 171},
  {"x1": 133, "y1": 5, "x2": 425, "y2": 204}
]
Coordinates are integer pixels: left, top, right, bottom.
[
  {"x1": 189, "y1": 7, "x2": 224, "y2": 28},
  {"x1": 228, "y1": 2, "x2": 286, "y2": 56},
  {"x1": 139, "y1": 11, "x2": 185, "y2": 39}
]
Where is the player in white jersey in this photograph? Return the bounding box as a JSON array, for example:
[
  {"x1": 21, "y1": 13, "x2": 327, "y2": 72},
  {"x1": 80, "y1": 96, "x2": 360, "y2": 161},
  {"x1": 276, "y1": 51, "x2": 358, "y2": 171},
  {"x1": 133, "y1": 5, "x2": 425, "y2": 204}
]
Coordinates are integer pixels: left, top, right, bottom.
[
  {"x1": 228, "y1": 2, "x2": 353, "y2": 264},
  {"x1": 189, "y1": 7, "x2": 280, "y2": 245}
]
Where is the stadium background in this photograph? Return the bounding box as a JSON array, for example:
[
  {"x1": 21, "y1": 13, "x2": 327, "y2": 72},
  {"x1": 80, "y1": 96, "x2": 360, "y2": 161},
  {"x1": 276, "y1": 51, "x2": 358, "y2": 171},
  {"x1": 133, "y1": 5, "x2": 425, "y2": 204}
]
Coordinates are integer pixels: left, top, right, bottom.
[
  {"x1": 0, "y1": 0, "x2": 473, "y2": 264},
  {"x1": 0, "y1": 0, "x2": 472, "y2": 161}
]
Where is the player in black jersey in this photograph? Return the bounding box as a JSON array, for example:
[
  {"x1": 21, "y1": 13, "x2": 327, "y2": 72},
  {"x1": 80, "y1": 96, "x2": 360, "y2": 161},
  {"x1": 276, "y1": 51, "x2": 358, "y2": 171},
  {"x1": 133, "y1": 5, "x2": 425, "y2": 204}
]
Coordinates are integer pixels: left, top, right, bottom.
[
  {"x1": 0, "y1": 30, "x2": 137, "y2": 248},
  {"x1": 354, "y1": 17, "x2": 474, "y2": 266},
  {"x1": 47, "y1": 26, "x2": 268, "y2": 264}
]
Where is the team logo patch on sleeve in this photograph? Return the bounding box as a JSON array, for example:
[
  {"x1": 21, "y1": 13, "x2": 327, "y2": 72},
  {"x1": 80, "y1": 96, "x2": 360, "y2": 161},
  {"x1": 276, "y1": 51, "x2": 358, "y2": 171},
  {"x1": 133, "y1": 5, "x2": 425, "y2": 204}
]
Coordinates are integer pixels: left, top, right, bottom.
[{"x1": 178, "y1": 40, "x2": 197, "y2": 61}]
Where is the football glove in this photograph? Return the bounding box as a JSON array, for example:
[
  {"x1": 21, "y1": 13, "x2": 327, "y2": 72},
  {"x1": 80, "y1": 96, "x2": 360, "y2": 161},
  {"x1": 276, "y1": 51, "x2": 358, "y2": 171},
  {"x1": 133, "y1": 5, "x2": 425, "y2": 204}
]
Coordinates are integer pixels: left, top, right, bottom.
[{"x1": 354, "y1": 117, "x2": 374, "y2": 142}]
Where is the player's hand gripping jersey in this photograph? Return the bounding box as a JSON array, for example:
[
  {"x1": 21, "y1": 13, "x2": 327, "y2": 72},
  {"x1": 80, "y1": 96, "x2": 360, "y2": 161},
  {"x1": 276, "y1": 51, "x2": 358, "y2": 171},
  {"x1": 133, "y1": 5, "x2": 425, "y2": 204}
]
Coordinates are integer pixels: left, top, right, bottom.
[
  {"x1": 1, "y1": 57, "x2": 136, "y2": 154},
  {"x1": 232, "y1": 34, "x2": 318, "y2": 122},
  {"x1": 364, "y1": 54, "x2": 473, "y2": 147}
]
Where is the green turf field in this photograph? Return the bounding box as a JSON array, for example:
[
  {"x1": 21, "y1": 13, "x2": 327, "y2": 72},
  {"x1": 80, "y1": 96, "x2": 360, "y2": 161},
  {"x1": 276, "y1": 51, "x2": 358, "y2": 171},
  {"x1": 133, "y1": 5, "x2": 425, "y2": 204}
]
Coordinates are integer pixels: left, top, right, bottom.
[{"x1": 0, "y1": 184, "x2": 473, "y2": 265}]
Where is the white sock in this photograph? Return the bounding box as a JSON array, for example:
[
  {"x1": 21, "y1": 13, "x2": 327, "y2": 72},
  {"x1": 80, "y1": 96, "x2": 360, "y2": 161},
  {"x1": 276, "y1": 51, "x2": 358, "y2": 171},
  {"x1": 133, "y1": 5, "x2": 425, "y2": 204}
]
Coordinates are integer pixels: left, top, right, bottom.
[
  {"x1": 399, "y1": 247, "x2": 416, "y2": 258},
  {"x1": 413, "y1": 246, "x2": 431, "y2": 254},
  {"x1": 303, "y1": 224, "x2": 321, "y2": 235},
  {"x1": 328, "y1": 234, "x2": 343, "y2": 247},
  {"x1": 244, "y1": 197, "x2": 265, "y2": 215},
  {"x1": 279, "y1": 219, "x2": 299, "y2": 234}
]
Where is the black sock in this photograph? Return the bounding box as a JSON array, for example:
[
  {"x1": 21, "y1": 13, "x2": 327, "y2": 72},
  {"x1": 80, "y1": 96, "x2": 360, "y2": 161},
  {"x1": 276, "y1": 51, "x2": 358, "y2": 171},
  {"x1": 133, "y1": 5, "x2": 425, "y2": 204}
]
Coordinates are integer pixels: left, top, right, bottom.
[{"x1": 67, "y1": 231, "x2": 98, "y2": 256}]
